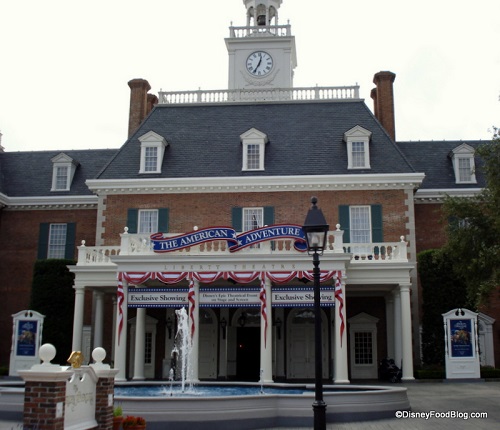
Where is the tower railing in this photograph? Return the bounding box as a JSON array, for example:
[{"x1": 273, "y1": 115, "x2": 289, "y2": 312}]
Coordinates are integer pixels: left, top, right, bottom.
[{"x1": 158, "y1": 85, "x2": 360, "y2": 105}]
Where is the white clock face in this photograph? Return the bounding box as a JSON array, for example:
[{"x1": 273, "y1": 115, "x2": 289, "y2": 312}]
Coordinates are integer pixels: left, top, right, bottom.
[{"x1": 246, "y1": 51, "x2": 274, "y2": 77}]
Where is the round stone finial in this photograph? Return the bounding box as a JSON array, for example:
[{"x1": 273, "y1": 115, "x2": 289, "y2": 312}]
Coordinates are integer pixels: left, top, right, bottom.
[
  {"x1": 124, "y1": 226, "x2": 129, "y2": 233},
  {"x1": 92, "y1": 347, "x2": 106, "y2": 364},
  {"x1": 39, "y1": 343, "x2": 57, "y2": 364},
  {"x1": 336, "y1": 224, "x2": 341, "y2": 230}
]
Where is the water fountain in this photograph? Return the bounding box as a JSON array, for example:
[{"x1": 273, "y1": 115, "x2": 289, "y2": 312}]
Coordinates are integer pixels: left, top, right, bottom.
[{"x1": 109, "y1": 308, "x2": 410, "y2": 429}]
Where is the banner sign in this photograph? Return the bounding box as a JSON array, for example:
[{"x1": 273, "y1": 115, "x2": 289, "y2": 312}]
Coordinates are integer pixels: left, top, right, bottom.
[
  {"x1": 200, "y1": 288, "x2": 260, "y2": 307},
  {"x1": 128, "y1": 289, "x2": 188, "y2": 308},
  {"x1": 16, "y1": 320, "x2": 38, "y2": 357},
  {"x1": 127, "y1": 287, "x2": 335, "y2": 308},
  {"x1": 150, "y1": 224, "x2": 307, "y2": 253},
  {"x1": 449, "y1": 319, "x2": 473, "y2": 358},
  {"x1": 272, "y1": 287, "x2": 335, "y2": 307}
]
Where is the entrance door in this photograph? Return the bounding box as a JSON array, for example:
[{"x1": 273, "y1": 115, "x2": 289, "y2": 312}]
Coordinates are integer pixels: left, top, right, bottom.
[
  {"x1": 287, "y1": 309, "x2": 328, "y2": 379},
  {"x1": 199, "y1": 309, "x2": 217, "y2": 379},
  {"x1": 236, "y1": 327, "x2": 260, "y2": 381},
  {"x1": 348, "y1": 312, "x2": 379, "y2": 379}
]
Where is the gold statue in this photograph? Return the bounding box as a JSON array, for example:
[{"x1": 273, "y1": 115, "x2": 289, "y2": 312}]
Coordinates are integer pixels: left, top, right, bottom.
[{"x1": 67, "y1": 351, "x2": 84, "y2": 368}]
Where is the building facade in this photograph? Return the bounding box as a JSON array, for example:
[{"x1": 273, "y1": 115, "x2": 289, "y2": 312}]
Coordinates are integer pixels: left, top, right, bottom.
[{"x1": 0, "y1": 0, "x2": 496, "y2": 379}]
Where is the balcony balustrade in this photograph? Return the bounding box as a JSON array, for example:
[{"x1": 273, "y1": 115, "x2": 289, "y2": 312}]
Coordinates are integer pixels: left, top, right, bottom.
[{"x1": 76, "y1": 229, "x2": 408, "y2": 266}]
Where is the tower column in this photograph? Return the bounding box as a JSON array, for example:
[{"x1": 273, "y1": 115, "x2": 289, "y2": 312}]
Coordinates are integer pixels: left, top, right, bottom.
[
  {"x1": 400, "y1": 284, "x2": 415, "y2": 380},
  {"x1": 133, "y1": 306, "x2": 146, "y2": 380},
  {"x1": 260, "y1": 277, "x2": 273, "y2": 383},
  {"x1": 334, "y1": 274, "x2": 349, "y2": 383},
  {"x1": 93, "y1": 291, "x2": 104, "y2": 348},
  {"x1": 114, "y1": 280, "x2": 128, "y2": 381},
  {"x1": 190, "y1": 279, "x2": 200, "y2": 382},
  {"x1": 71, "y1": 283, "x2": 86, "y2": 351}
]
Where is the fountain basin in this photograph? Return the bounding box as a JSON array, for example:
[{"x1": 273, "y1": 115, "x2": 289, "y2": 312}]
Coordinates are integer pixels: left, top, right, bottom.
[{"x1": 114, "y1": 382, "x2": 410, "y2": 430}]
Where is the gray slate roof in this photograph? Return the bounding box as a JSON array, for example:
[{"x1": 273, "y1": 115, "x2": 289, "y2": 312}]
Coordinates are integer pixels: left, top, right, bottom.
[
  {"x1": 398, "y1": 140, "x2": 487, "y2": 189},
  {"x1": 97, "y1": 101, "x2": 416, "y2": 179},
  {"x1": 0, "y1": 149, "x2": 117, "y2": 197}
]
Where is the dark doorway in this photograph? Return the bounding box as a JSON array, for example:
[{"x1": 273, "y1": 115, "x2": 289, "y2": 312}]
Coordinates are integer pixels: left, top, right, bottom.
[{"x1": 236, "y1": 327, "x2": 260, "y2": 381}]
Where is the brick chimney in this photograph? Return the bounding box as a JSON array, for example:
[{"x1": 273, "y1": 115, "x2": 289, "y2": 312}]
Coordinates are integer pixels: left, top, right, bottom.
[
  {"x1": 128, "y1": 78, "x2": 152, "y2": 138},
  {"x1": 371, "y1": 71, "x2": 396, "y2": 141}
]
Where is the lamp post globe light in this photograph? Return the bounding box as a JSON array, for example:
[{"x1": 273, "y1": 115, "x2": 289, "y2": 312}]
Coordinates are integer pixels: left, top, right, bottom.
[{"x1": 302, "y1": 197, "x2": 329, "y2": 430}]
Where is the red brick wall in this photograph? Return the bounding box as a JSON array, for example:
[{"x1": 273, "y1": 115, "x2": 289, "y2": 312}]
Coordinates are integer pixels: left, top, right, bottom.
[
  {"x1": 0, "y1": 209, "x2": 97, "y2": 367},
  {"x1": 101, "y1": 189, "x2": 409, "y2": 244},
  {"x1": 23, "y1": 380, "x2": 66, "y2": 430},
  {"x1": 414, "y1": 203, "x2": 447, "y2": 253}
]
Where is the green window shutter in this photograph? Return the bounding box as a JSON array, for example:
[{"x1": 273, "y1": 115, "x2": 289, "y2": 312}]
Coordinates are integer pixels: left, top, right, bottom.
[
  {"x1": 127, "y1": 209, "x2": 138, "y2": 234},
  {"x1": 371, "y1": 204, "x2": 383, "y2": 242},
  {"x1": 38, "y1": 223, "x2": 50, "y2": 259},
  {"x1": 232, "y1": 207, "x2": 242, "y2": 232},
  {"x1": 64, "y1": 223, "x2": 76, "y2": 260},
  {"x1": 158, "y1": 208, "x2": 169, "y2": 233},
  {"x1": 264, "y1": 206, "x2": 275, "y2": 226},
  {"x1": 338, "y1": 205, "x2": 350, "y2": 243}
]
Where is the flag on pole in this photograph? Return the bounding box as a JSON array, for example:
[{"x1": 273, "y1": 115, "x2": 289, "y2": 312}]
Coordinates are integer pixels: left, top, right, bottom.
[
  {"x1": 117, "y1": 277, "x2": 125, "y2": 345},
  {"x1": 260, "y1": 276, "x2": 268, "y2": 348},
  {"x1": 188, "y1": 279, "x2": 196, "y2": 343},
  {"x1": 334, "y1": 272, "x2": 345, "y2": 347}
]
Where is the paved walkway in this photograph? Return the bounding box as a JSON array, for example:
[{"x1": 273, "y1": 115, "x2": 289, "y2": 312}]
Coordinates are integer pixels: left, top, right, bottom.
[
  {"x1": 1, "y1": 381, "x2": 499, "y2": 429},
  {"x1": 261, "y1": 381, "x2": 500, "y2": 430}
]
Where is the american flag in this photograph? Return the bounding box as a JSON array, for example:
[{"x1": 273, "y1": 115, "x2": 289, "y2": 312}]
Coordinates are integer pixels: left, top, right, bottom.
[
  {"x1": 334, "y1": 272, "x2": 345, "y2": 347},
  {"x1": 117, "y1": 278, "x2": 125, "y2": 345},
  {"x1": 260, "y1": 277, "x2": 268, "y2": 348},
  {"x1": 188, "y1": 280, "x2": 196, "y2": 343}
]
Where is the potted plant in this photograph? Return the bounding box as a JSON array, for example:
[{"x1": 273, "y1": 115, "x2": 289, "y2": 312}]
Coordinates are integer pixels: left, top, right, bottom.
[
  {"x1": 113, "y1": 406, "x2": 123, "y2": 430},
  {"x1": 122, "y1": 415, "x2": 146, "y2": 430}
]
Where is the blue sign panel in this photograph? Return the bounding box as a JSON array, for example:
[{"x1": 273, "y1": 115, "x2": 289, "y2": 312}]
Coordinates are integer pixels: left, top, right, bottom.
[
  {"x1": 16, "y1": 320, "x2": 38, "y2": 356},
  {"x1": 449, "y1": 319, "x2": 473, "y2": 358}
]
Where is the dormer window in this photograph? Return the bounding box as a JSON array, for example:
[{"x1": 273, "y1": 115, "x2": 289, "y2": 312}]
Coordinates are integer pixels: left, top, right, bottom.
[
  {"x1": 240, "y1": 128, "x2": 269, "y2": 171},
  {"x1": 450, "y1": 143, "x2": 477, "y2": 184},
  {"x1": 139, "y1": 131, "x2": 168, "y2": 174},
  {"x1": 344, "y1": 126, "x2": 372, "y2": 170},
  {"x1": 51, "y1": 153, "x2": 78, "y2": 191}
]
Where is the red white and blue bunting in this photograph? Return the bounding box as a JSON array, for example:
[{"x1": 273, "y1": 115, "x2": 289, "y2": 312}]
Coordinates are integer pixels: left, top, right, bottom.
[{"x1": 117, "y1": 270, "x2": 344, "y2": 348}]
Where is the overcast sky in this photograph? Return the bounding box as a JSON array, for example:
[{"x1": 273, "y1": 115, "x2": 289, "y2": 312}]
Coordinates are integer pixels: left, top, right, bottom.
[{"x1": 1, "y1": 0, "x2": 499, "y2": 152}]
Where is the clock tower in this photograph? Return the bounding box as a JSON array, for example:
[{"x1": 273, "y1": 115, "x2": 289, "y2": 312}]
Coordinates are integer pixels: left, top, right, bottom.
[{"x1": 226, "y1": 0, "x2": 297, "y2": 90}]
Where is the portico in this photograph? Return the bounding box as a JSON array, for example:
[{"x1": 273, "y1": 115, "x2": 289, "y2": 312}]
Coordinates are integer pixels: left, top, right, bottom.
[{"x1": 69, "y1": 225, "x2": 415, "y2": 382}]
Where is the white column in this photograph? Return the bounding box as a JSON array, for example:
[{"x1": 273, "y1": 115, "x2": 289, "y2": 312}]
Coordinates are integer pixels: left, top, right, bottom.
[
  {"x1": 190, "y1": 279, "x2": 200, "y2": 383},
  {"x1": 400, "y1": 284, "x2": 415, "y2": 380},
  {"x1": 133, "y1": 307, "x2": 146, "y2": 380},
  {"x1": 334, "y1": 275, "x2": 349, "y2": 384},
  {"x1": 114, "y1": 280, "x2": 128, "y2": 381},
  {"x1": 393, "y1": 288, "x2": 402, "y2": 368},
  {"x1": 260, "y1": 277, "x2": 273, "y2": 383},
  {"x1": 385, "y1": 294, "x2": 395, "y2": 359},
  {"x1": 93, "y1": 291, "x2": 104, "y2": 348},
  {"x1": 71, "y1": 283, "x2": 86, "y2": 351}
]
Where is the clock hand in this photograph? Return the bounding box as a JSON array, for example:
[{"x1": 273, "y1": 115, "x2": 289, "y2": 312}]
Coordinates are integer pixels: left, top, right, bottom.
[{"x1": 254, "y1": 54, "x2": 263, "y2": 73}]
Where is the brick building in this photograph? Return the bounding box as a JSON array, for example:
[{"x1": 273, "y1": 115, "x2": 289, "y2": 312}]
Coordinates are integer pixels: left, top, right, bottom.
[{"x1": 0, "y1": 0, "x2": 496, "y2": 379}]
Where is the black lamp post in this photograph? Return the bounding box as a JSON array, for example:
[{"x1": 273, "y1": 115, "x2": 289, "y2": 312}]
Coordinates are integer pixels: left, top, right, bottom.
[{"x1": 302, "y1": 196, "x2": 329, "y2": 430}]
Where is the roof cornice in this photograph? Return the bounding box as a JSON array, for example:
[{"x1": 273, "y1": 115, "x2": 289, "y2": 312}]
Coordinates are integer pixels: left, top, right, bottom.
[
  {"x1": 86, "y1": 173, "x2": 425, "y2": 195},
  {"x1": 414, "y1": 188, "x2": 483, "y2": 203},
  {"x1": 2, "y1": 194, "x2": 98, "y2": 210}
]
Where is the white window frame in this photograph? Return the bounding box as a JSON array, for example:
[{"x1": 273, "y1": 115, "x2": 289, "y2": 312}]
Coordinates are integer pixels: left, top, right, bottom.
[
  {"x1": 47, "y1": 223, "x2": 67, "y2": 258},
  {"x1": 138, "y1": 209, "x2": 159, "y2": 234},
  {"x1": 242, "y1": 207, "x2": 264, "y2": 231},
  {"x1": 50, "y1": 153, "x2": 78, "y2": 191},
  {"x1": 139, "y1": 131, "x2": 168, "y2": 174},
  {"x1": 350, "y1": 206, "x2": 371, "y2": 243},
  {"x1": 240, "y1": 128, "x2": 268, "y2": 171},
  {"x1": 344, "y1": 126, "x2": 372, "y2": 170},
  {"x1": 450, "y1": 143, "x2": 476, "y2": 184}
]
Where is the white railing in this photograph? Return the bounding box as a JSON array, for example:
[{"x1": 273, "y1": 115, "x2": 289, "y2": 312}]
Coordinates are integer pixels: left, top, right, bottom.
[
  {"x1": 229, "y1": 24, "x2": 292, "y2": 38},
  {"x1": 344, "y1": 236, "x2": 408, "y2": 262},
  {"x1": 76, "y1": 230, "x2": 408, "y2": 266},
  {"x1": 158, "y1": 85, "x2": 360, "y2": 105}
]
